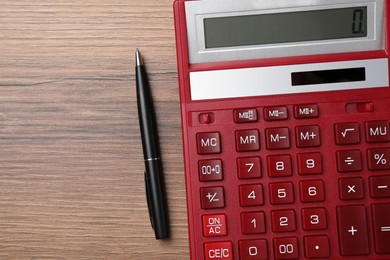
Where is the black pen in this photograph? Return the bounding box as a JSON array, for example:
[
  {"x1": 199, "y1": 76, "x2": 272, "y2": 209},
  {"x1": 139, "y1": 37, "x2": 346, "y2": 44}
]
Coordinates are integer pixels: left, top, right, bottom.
[{"x1": 135, "y1": 49, "x2": 169, "y2": 239}]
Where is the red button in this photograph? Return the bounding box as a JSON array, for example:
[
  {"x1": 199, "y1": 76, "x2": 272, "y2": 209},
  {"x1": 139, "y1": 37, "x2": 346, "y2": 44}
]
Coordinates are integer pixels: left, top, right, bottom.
[
  {"x1": 234, "y1": 108, "x2": 258, "y2": 123},
  {"x1": 269, "y1": 182, "x2": 294, "y2": 205},
  {"x1": 235, "y1": 129, "x2": 260, "y2": 152},
  {"x1": 297, "y1": 152, "x2": 323, "y2": 175},
  {"x1": 365, "y1": 120, "x2": 390, "y2": 143},
  {"x1": 294, "y1": 104, "x2": 319, "y2": 119},
  {"x1": 356, "y1": 101, "x2": 374, "y2": 113},
  {"x1": 367, "y1": 148, "x2": 390, "y2": 170},
  {"x1": 205, "y1": 241, "x2": 233, "y2": 260},
  {"x1": 239, "y1": 239, "x2": 268, "y2": 260},
  {"x1": 304, "y1": 235, "x2": 330, "y2": 258},
  {"x1": 241, "y1": 211, "x2": 266, "y2": 234},
  {"x1": 301, "y1": 207, "x2": 327, "y2": 231},
  {"x1": 199, "y1": 159, "x2": 223, "y2": 182},
  {"x1": 199, "y1": 113, "x2": 214, "y2": 124},
  {"x1": 299, "y1": 180, "x2": 325, "y2": 203},
  {"x1": 265, "y1": 127, "x2": 290, "y2": 150},
  {"x1": 296, "y1": 125, "x2": 321, "y2": 147},
  {"x1": 202, "y1": 214, "x2": 227, "y2": 237},
  {"x1": 197, "y1": 132, "x2": 221, "y2": 154},
  {"x1": 336, "y1": 205, "x2": 369, "y2": 256},
  {"x1": 334, "y1": 122, "x2": 360, "y2": 145},
  {"x1": 338, "y1": 177, "x2": 364, "y2": 200},
  {"x1": 271, "y1": 209, "x2": 296, "y2": 232},
  {"x1": 264, "y1": 106, "x2": 288, "y2": 121},
  {"x1": 237, "y1": 157, "x2": 261, "y2": 179},
  {"x1": 273, "y1": 237, "x2": 299, "y2": 259},
  {"x1": 200, "y1": 187, "x2": 225, "y2": 209},
  {"x1": 369, "y1": 175, "x2": 390, "y2": 198},
  {"x1": 267, "y1": 155, "x2": 292, "y2": 177},
  {"x1": 336, "y1": 150, "x2": 362, "y2": 172},
  {"x1": 371, "y1": 203, "x2": 390, "y2": 254},
  {"x1": 239, "y1": 184, "x2": 264, "y2": 207}
]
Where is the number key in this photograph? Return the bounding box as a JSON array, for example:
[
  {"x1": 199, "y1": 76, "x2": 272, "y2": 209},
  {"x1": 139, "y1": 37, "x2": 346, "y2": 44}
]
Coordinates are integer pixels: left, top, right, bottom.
[
  {"x1": 273, "y1": 237, "x2": 299, "y2": 259},
  {"x1": 239, "y1": 239, "x2": 268, "y2": 260},
  {"x1": 241, "y1": 212, "x2": 266, "y2": 234},
  {"x1": 297, "y1": 152, "x2": 323, "y2": 175},
  {"x1": 271, "y1": 209, "x2": 296, "y2": 232},
  {"x1": 237, "y1": 157, "x2": 261, "y2": 179},
  {"x1": 269, "y1": 182, "x2": 294, "y2": 205},
  {"x1": 299, "y1": 180, "x2": 325, "y2": 202},
  {"x1": 267, "y1": 154, "x2": 292, "y2": 177},
  {"x1": 301, "y1": 207, "x2": 327, "y2": 230},
  {"x1": 239, "y1": 184, "x2": 264, "y2": 207}
]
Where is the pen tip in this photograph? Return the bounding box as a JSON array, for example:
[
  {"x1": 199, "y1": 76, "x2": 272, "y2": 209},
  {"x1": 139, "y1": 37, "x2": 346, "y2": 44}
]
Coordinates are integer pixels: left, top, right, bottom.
[{"x1": 135, "y1": 49, "x2": 144, "y2": 66}]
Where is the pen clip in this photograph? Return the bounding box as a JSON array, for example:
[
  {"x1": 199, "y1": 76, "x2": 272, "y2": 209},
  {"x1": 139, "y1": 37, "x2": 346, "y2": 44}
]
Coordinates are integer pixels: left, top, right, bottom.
[{"x1": 144, "y1": 171, "x2": 155, "y2": 230}]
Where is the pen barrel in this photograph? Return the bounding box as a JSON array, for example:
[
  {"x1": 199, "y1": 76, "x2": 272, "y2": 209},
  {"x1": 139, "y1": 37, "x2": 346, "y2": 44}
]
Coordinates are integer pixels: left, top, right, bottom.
[
  {"x1": 136, "y1": 63, "x2": 169, "y2": 239},
  {"x1": 136, "y1": 65, "x2": 159, "y2": 160},
  {"x1": 145, "y1": 159, "x2": 169, "y2": 239}
]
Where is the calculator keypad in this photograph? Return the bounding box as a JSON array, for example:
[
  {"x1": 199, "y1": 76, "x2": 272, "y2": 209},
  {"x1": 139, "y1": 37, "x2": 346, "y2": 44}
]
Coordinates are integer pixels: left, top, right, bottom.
[{"x1": 193, "y1": 103, "x2": 390, "y2": 259}]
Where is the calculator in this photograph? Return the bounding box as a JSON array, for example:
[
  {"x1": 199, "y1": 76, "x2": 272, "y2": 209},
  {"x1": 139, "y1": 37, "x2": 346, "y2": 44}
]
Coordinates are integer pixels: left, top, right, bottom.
[{"x1": 173, "y1": 0, "x2": 390, "y2": 259}]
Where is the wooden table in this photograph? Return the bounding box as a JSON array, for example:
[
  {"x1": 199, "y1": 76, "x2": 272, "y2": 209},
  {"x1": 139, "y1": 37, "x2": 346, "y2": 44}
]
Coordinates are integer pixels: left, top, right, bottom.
[{"x1": 0, "y1": 1, "x2": 189, "y2": 259}]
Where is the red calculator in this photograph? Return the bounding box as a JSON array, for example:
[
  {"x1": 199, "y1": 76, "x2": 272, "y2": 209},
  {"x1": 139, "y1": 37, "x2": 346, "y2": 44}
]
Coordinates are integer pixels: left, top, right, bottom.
[{"x1": 173, "y1": 0, "x2": 390, "y2": 259}]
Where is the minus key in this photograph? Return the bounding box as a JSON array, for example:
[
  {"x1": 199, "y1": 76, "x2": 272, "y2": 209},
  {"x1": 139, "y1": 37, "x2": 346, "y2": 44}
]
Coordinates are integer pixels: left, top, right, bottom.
[{"x1": 369, "y1": 175, "x2": 390, "y2": 198}]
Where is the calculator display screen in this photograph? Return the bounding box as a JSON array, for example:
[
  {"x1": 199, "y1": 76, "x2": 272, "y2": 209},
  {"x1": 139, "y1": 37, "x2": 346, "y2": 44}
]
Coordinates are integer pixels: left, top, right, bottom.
[{"x1": 204, "y1": 7, "x2": 367, "y2": 49}]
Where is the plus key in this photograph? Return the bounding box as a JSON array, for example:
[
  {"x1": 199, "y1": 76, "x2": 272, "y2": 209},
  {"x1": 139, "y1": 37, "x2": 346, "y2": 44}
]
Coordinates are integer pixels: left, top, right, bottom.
[{"x1": 336, "y1": 205, "x2": 369, "y2": 256}]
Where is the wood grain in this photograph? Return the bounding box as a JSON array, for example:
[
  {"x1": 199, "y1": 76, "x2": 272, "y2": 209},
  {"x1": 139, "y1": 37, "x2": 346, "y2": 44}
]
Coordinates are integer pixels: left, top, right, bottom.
[{"x1": 0, "y1": 1, "x2": 189, "y2": 259}]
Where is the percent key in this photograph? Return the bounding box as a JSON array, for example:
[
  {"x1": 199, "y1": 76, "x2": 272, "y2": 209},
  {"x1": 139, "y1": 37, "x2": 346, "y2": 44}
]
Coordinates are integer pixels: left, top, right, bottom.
[{"x1": 368, "y1": 148, "x2": 390, "y2": 170}]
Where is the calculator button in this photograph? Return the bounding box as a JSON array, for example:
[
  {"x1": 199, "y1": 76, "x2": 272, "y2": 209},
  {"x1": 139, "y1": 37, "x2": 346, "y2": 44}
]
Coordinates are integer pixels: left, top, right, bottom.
[
  {"x1": 199, "y1": 159, "x2": 223, "y2": 182},
  {"x1": 265, "y1": 127, "x2": 290, "y2": 150},
  {"x1": 346, "y1": 101, "x2": 375, "y2": 113},
  {"x1": 365, "y1": 120, "x2": 390, "y2": 143},
  {"x1": 239, "y1": 239, "x2": 268, "y2": 260},
  {"x1": 367, "y1": 148, "x2": 390, "y2": 170},
  {"x1": 299, "y1": 180, "x2": 325, "y2": 203},
  {"x1": 336, "y1": 205, "x2": 369, "y2": 256},
  {"x1": 241, "y1": 211, "x2": 266, "y2": 234},
  {"x1": 297, "y1": 152, "x2": 323, "y2": 175},
  {"x1": 239, "y1": 184, "x2": 264, "y2": 207},
  {"x1": 271, "y1": 209, "x2": 296, "y2": 232},
  {"x1": 267, "y1": 154, "x2": 292, "y2": 177},
  {"x1": 264, "y1": 106, "x2": 288, "y2": 121},
  {"x1": 295, "y1": 125, "x2": 321, "y2": 147},
  {"x1": 338, "y1": 177, "x2": 364, "y2": 200},
  {"x1": 235, "y1": 129, "x2": 260, "y2": 152},
  {"x1": 369, "y1": 175, "x2": 390, "y2": 198},
  {"x1": 301, "y1": 207, "x2": 327, "y2": 230},
  {"x1": 371, "y1": 203, "x2": 390, "y2": 254},
  {"x1": 273, "y1": 237, "x2": 299, "y2": 259},
  {"x1": 200, "y1": 187, "x2": 225, "y2": 209},
  {"x1": 269, "y1": 182, "x2": 294, "y2": 205},
  {"x1": 334, "y1": 122, "x2": 360, "y2": 145},
  {"x1": 357, "y1": 101, "x2": 375, "y2": 113},
  {"x1": 303, "y1": 235, "x2": 330, "y2": 258},
  {"x1": 237, "y1": 157, "x2": 261, "y2": 179},
  {"x1": 204, "y1": 241, "x2": 233, "y2": 260},
  {"x1": 294, "y1": 104, "x2": 319, "y2": 119},
  {"x1": 336, "y1": 150, "x2": 362, "y2": 172},
  {"x1": 202, "y1": 214, "x2": 227, "y2": 237},
  {"x1": 199, "y1": 112, "x2": 214, "y2": 125},
  {"x1": 197, "y1": 132, "x2": 221, "y2": 154},
  {"x1": 234, "y1": 108, "x2": 258, "y2": 123}
]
